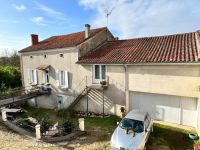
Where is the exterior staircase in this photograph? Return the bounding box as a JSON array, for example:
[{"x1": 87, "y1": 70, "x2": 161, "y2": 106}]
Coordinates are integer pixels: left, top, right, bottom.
[{"x1": 69, "y1": 87, "x2": 91, "y2": 108}]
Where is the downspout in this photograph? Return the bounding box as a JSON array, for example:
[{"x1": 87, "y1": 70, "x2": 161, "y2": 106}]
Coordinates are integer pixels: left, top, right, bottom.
[
  {"x1": 19, "y1": 53, "x2": 24, "y2": 87},
  {"x1": 124, "y1": 64, "x2": 130, "y2": 112}
]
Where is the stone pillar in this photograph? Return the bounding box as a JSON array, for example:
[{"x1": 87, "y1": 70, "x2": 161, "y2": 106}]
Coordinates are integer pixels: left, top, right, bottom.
[
  {"x1": 1, "y1": 110, "x2": 7, "y2": 121},
  {"x1": 35, "y1": 124, "x2": 41, "y2": 140},
  {"x1": 79, "y1": 118, "x2": 85, "y2": 131}
]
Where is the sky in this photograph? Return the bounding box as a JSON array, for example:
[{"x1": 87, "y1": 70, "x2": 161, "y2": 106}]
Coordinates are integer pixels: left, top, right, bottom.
[{"x1": 0, "y1": 0, "x2": 200, "y2": 56}]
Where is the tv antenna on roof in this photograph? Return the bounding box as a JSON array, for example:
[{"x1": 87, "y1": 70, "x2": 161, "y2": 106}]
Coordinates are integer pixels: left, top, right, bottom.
[{"x1": 104, "y1": 6, "x2": 115, "y2": 29}]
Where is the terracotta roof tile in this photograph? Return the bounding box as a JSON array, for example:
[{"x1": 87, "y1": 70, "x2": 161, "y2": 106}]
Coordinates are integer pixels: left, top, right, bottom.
[
  {"x1": 78, "y1": 31, "x2": 199, "y2": 64},
  {"x1": 20, "y1": 27, "x2": 106, "y2": 52}
]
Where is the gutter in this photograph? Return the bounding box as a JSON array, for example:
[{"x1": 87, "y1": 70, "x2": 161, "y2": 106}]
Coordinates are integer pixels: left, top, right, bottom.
[{"x1": 78, "y1": 62, "x2": 200, "y2": 66}]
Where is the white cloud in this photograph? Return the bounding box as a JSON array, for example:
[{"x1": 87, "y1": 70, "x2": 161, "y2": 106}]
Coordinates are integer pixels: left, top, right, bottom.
[
  {"x1": 79, "y1": 0, "x2": 200, "y2": 38},
  {"x1": 34, "y1": 2, "x2": 67, "y2": 21},
  {"x1": 12, "y1": 4, "x2": 26, "y2": 11},
  {"x1": 31, "y1": 17, "x2": 47, "y2": 26}
]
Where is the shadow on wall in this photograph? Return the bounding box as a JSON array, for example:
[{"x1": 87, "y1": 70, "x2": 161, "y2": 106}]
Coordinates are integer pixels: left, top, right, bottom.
[{"x1": 74, "y1": 83, "x2": 126, "y2": 115}]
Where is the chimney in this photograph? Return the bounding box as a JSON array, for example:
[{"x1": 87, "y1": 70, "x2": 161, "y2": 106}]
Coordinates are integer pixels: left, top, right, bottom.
[
  {"x1": 31, "y1": 34, "x2": 39, "y2": 45},
  {"x1": 85, "y1": 24, "x2": 91, "y2": 39}
]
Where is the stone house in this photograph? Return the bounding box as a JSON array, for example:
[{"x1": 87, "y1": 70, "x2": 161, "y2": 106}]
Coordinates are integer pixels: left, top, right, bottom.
[{"x1": 19, "y1": 24, "x2": 200, "y2": 133}]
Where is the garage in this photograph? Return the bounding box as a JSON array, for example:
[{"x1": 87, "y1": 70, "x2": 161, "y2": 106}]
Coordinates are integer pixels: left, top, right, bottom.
[{"x1": 130, "y1": 92, "x2": 198, "y2": 128}]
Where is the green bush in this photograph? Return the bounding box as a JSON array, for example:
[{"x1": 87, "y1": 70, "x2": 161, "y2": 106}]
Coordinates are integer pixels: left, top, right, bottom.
[
  {"x1": 0, "y1": 66, "x2": 21, "y2": 92},
  {"x1": 40, "y1": 116, "x2": 53, "y2": 133},
  {"x1": 62, "y1": 120, "x2": 74, "y2": 135}
]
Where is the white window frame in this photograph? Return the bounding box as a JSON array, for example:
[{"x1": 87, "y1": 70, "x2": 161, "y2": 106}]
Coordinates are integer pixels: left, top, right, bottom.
[
  {"x1": 43, "y1": 70, "x2": 49, "y2": 84},
  {"x1": 56, "y1": 70, "x2": 69, "y2": 89},
  {"x1": 28, "y1": 69, "x2": 38, "y2": 85},
  {"x1": 92, "y1": 65, "x2": 106, "y2": 84},
  {"x1": 60, "y1": 71, "x2": 65, "y2": 86}
]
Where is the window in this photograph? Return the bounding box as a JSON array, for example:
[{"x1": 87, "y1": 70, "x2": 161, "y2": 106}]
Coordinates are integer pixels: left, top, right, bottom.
[
  {"x1": 60, "y1": 71, "x2": 65, "y2": 86},
  {"x1": 95, "y1": 65, "x2": 100, "y2": 79},
  {"x1": 28, "y1": 69, "x2": 38, "y2": 85},
  {"x1": 119, "y1": 118, "x2": 144, "y2": 133},
  {"x1": 56, "y1": 70, "x2": 69, "y2": 88},
  {"x1": 43, "y1": 70, "x2": 49, "y2": 83},
  {"x1": 59, "y1": 53, "x2": 64, "y2": 57},
  {"x1": 44, "y1": 55, "x2": 47, "y2": 58},
  {"x1": 30, "y1": 55, "x2": 33, "y2": 58},
  {"x1": 93, "y1": 65, "x2": 106, "y2": 83},
  {"x1": 31, "y1": 70, "x2": 35, "y2": 83},
  {"x1": 144, "y1": 114, "x2": 151, "y2": 130}
]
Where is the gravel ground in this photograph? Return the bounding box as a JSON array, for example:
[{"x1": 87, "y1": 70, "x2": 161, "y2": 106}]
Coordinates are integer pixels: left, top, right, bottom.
[{"x1": 0, "y1": 124, "x2": 109, "y2": 150}]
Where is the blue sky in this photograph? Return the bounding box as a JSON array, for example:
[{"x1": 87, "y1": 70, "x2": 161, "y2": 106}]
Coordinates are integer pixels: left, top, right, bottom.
[{"x1": 0, "y1": 0, "x2": 200, "y2": 56}]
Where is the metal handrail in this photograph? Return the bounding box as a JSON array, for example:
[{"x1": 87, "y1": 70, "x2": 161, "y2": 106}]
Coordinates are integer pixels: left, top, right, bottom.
[{"x1": 72, "y1": 76, "x2": 87, "y2": 100}]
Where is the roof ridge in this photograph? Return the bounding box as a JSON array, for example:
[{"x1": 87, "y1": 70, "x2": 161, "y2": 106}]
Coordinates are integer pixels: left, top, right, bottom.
[
  {"x1": 51, "y1": 27, "x2": 107, "y2": 38},
  {"x1": 121, "y1": 31, "x2": 195, "y2": 41}
]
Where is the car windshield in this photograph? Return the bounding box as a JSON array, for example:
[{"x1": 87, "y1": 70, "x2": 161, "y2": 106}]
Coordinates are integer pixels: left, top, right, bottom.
[{"x1": 119, "y1": 118, "x2": 144, "y2": 133}]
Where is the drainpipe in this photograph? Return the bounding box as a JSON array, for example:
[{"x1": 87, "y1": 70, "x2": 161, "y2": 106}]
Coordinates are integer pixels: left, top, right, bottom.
[
  {"x1": 124, "y1": 65, "x2": 130, "y2": 112},
  {"x1": 197, "y1": 86, "x2": 200, "y2": 134},
  {"x1": 19, "y1": 54, "x2": 24, "y2": 87}
]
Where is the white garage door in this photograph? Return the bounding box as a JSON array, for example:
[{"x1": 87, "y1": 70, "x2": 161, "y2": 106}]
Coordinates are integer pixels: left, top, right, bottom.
[{"x1": 130, "y1": 92, "x2": 197, "y2": 128}]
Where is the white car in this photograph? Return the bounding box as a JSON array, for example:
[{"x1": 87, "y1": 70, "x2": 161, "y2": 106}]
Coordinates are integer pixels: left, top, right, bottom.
[{"x1": 111, "y1": 109, "x2": 153, "y2": 150}]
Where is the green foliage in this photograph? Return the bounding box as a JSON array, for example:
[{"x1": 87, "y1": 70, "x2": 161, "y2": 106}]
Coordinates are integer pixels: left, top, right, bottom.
[
  {"x1": 0, "y1": 66, "x2": 21, "y2": 92},
  {"x1": 57, "y1": 108, "x2": 75, "y2": 120},
  {"x1": 0, "y1": 51, "x2": 20, "y2": 67},
  {"x1": 62, "y1": 120, "x2": 74, "y2": 135},
  {"x1": 40, "y1": 116, "x2": 53, "y2": 133}
]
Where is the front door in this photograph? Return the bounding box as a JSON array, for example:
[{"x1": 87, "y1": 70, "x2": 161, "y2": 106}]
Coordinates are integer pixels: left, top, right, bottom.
[
  {"x1": 93, "y1": 65, "x2": 106, "y2": 84},
  {"x1": 57, "y1": 96, "x2": 64, "y2": 110}
]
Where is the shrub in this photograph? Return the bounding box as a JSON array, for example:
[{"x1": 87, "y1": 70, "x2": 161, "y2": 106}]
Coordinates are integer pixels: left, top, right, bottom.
[
  {"x1": 0, "y1": 66, "x2": 21, "y2": 92},
  {"x1": 40, "y1": 116, "x2": 52, "y2": 133},
  {"x1": 62, "y1": 120, "x2": 74, "y2": 135}
]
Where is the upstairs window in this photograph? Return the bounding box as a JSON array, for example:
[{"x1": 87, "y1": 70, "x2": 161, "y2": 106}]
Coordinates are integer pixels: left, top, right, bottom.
[
  {"x1": 28, "y1": 69, "x2": 38, "y2": 85},
  {"x1": 30, "y1": 55, "x2": 33, "y2": 59},
  {"x1": 93, "y1": 65, "x2": 106, "y2": 84},
  {"x1": 56, "y1": 70, "x2": 69, "y2": 89}
]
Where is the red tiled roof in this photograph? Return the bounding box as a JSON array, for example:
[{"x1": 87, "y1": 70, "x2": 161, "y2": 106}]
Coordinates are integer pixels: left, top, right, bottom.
[
  {"x1": 78, "y1": 32, "x2": 199, "y2": 64},
  {"x1": 20, "y1": 27, "x2": 106, "y2": 52}
]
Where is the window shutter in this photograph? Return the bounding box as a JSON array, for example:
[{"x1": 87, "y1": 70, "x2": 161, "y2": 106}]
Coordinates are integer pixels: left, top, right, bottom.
[
  {"x1": 59, "y1": 71, "x2": 62, "y2": 86},
  {"x1": 34, "y1": 69, "x2": 38, "y2": 84},
  {"x1": 43, "y1": 71, "x2": 45, "y2": 84},
  {"x1": 64, "y1": 71, "x2": 69, "y2": 88},
  {"x1": 56, "y1": 70, "x2": 60, "y2": 86},
  {"x1": 27, "y1": 69, "x2": 31, "y2": 84}
]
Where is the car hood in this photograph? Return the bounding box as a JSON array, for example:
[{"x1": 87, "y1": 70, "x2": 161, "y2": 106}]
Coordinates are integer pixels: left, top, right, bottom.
[{"x1": 111, "y1": 126, "x2": 144, "y2": 149}]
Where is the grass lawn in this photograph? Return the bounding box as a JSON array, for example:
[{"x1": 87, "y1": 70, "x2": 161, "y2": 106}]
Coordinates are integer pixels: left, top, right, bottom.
[
  {"x1": 146, "y1": 123, "x2": 197, "y2": 150},
  {"x1": 20, "y1": 105, "x2": 197, "y2": 150}
]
